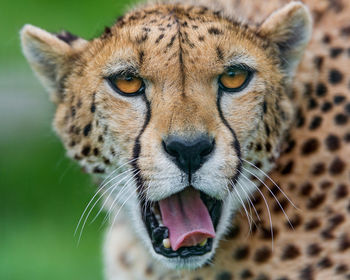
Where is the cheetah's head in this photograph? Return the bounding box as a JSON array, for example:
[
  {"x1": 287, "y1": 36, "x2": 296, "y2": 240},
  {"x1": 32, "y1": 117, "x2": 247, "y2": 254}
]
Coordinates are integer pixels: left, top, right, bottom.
[{"x1": 21, "y1": 2, "x2": 311, "y2": 269}]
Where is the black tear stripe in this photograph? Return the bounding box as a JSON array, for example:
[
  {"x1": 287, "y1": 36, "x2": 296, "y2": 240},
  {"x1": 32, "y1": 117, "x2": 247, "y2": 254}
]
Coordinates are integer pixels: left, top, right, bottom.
[
  {"x1": 132, "y1": 95, "x2": 151, "y2": 205},
  {"x1": 216, "y1": 91, "x2": 242, "y2": 189}
]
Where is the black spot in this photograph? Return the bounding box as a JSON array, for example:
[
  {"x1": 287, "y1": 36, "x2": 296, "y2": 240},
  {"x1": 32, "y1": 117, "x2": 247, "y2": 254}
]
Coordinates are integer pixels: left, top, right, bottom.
[
  {"x1": 335, "y1": 264, "x2": 348, "y2": 274},
  {"x1": 330, "y1": 47, "x2": 343, "y2": 58},
  {"x1": 304, "y1": 218, "x2": 321, "y2": 231},
  {"x1": 306, "y1": 193, "x2": 326, "y2": 209},
  {"x1": 81, "y1": 145, "x2": 91, "y2": 156},
  {"x1": 341, "y1": 25, "x2": 350, "y2": 36},
  {"x1": 309, "y1": 116, "x2": 322, "y2": 130},
  {"x1": 334, "y1": 95, "x2": 345, "y2": 104},
  {"x1": 345, "y1": 103, "x2": 350, "y2": 115},
  {"x1": 287, "y1": 214, "x2": 302, "y2": 229},
  {"x1": 259, "y1": 226, "x2": 278, "y2": 240},
  {"x1": 233, "y1": 245, "x2": 250, "y2": 260},
  {"x1": 155, "y1": 33, "x2": 164, "y2": 43},
  {"x1": 321, "y1": 101, "x2": 332, "y2": 112},
  {"x1": 198, "y1": 35, "x2": 205, "y2": 41},
  {"x1": 254, "y1": 246, "x2": 271, "y2": 263},
  {"x1": 313, "y1": 56, "x2": 324, "y2": 70},
  {"x1": 137, "y1": 32, "x2": 148, "y2": 44},
  {"x1": 280, "y1": 160, "x2": 294, "y2": 175},
  {"x1": 215, "y1": 271, "x2": 233, "y2": 280},
  {"x1": 325, "y1": 134, "x2": 340, "y2": 151},
  {"x1": 283, "y1": 139, "x2": 295, "y2": 154},
  {"x1": 334, "y1": 184, "x2": 348, "y2": 199},
  {"x1": 90, "y1": 104, "x2": 96, "y2": 113},
  {"x1": 71, "y1": 106, "x2": 76, "y2": 117},
  {"x1": 98, "y1": 135, "x2": 104, "y2": 143},
  {"x1": 265, "y1": 123, "x2": 270, "y2": 136},
  {"x1": 255, "y1": 143, "x2": 262, "y2": 152},
  {"x1": 265, "y1": 142, "x2": 272, "y2": 152},
  {"x1": 338, "y1": 233, "x2": 350, "y2": 252},
  {"x1": 316, "y1": 83, "x2": 327, "y2": 97},
  {"x1": 208, "y1": 27, "x2": 223, "y2": 35},
  {"x1": 317, "y1": 257, "x2": 333, "y2": 269},
  {"x1": 321, "y1": 228, "x2": 335, "y2": 240},
  {"x1": 296, "y1": 108, "x2": 305, "y2": 127},
  {"x1": 322, "y1": 34, "x2": 331, "y2": 44},
  {"x1": 300, "y1": 182, "x2": 313, "y2": 196},
  {"x1": 335, "y1": 113, "x2": 348, "y2": 125},
  {"x1": 328, "y1": 214, "x2": 345, "y2": 229},
  {"x1": 329, "y1": 69, "x2": 343, "y2": 84},
  {"x1": 56, "y1": 30, "x2": 79, "y2": 45},
  {"x1": 216, "y1": 47, "x2": 224, "y2": 61},
  {"x1": 320, "y1": 180, "x2": 332, "y2": 190},
  {"x1": 344, "y1": 133, "x2": 350, "y2": 142},
  {"x1": 166, "y1": 34, "x2": 176, "y2": 49},
  {"x1": 93, "y1": 166, "x2": 105, "y2": 174},
  {"x1": 83, "y1": 123, "x2": 92, "y2": 136},
  {"x1": 329, "y1": 157, "x2": 345, "y2": 175},
  {"x1": 311, "y1": 163, "x2": 326, "y2": 176},
  {"x1": 138, "y1": 50, "x2": 144, "y2": 65},
  {"x1": 281, "y1": 244, "x2": 300, "y2": 260},
  {"x1": 93, "y1": 148, "x2": 99, "y2": 156},
  {"x1": 77, "y1": 98, "x2": 82, "y2": 108},
  {"x1": 226, "y1": 225, "x2": 240, "y2": 239},
  {"x1": 299, "y1": 265, "x2": 314, "y2": 280},
  {"x1": 301, "y1": 138, "x2": 319, "y2": 155},
  {"x1": 240, "y1": 269, "x2": 254, "y2": 279},
  {"x1": 307, "y1": 243, "x2": 322, "y2": 256},
  {"x1": 308, "y1": 98, "x2": 318, "y2": 110},
  {"x1": 263, "y1": 101, "x2": 267, "y2": 114}
]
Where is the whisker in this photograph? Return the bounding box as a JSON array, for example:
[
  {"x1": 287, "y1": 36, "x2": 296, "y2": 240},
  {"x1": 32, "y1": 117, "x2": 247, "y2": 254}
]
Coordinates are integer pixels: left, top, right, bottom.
[
  {"x1": 102, "y1": 170, "x2": 141, "y2": 225},
  {"x1": 74, "y1": 168, "x2": 133, "y2": 238},
  {"x1": 235, "y1": 179, "x2": 261, "y2": 222},
  {"x1": 242, "y1": 158, "x2": 297, "y2": 209},
  {"x1": 242, "y1": 166, "x2": 293, "y2": 229},
  {"x1": 108, "y1": 188, "x2": 137, "y2": 236},
  {"x1": 226, "y1": 184, "x2": 253, "y2": 233},
  {"x1": 238, "y1": 170, "x2": 274, "y2": 249},
  {"x1": 90, "y1": 170, "x2": 134, "y2": 225}
]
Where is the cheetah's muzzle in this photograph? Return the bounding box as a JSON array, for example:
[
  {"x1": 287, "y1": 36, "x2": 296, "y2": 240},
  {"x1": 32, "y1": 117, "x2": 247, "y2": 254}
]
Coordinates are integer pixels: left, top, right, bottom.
[{"x1": 142, "y1": 187, "x2": 223, "y2": 258}]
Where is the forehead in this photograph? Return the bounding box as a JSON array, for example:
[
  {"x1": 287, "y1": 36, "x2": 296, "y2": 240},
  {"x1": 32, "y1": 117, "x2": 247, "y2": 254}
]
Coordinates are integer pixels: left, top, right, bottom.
[{"x1": 91, "y1": 4, "x2": 270, "y2": 81}]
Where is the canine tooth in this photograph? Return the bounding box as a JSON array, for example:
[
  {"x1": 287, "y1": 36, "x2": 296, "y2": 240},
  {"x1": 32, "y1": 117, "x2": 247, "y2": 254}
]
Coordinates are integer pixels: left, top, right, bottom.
[
  {"x1": 163, "y1": 238, "x2": 171, "y2": 249},
  {"x1": 199, "y1": 239, "x2": 207, "y2": 247}
]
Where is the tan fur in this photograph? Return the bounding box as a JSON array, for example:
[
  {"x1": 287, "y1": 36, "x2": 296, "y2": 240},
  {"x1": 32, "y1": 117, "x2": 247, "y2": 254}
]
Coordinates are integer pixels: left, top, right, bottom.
[{"x1": 21, "y1": 0, "x2": 350, "y2": 279}]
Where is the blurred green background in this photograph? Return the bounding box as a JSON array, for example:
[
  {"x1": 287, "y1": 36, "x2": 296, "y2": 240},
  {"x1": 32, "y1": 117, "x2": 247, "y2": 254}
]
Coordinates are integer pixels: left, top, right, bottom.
[{"x1": 0, "y1": 0, "x2": 134, "y2": 279}]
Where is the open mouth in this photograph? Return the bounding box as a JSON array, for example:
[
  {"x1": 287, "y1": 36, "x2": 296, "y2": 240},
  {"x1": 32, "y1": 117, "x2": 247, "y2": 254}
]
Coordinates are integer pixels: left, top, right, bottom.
[{"x1": 141, "y1": 187, "x2": 223, "y2": 258}]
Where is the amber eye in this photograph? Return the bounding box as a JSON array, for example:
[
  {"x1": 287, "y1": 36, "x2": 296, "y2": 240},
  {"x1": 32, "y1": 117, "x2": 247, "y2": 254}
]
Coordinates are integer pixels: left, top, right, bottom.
[
  {"x1": 108, "y1": 75, "x2": 144, "y2": 96},
  {"x1": 219, "y1": 67, "x2": 252, "y2": 92}
]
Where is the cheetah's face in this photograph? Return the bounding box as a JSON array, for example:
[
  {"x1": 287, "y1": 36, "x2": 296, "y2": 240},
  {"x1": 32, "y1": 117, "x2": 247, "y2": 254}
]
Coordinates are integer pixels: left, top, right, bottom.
[{"x1": 21, "y1": 2, "x2": 311, "y2": 269}]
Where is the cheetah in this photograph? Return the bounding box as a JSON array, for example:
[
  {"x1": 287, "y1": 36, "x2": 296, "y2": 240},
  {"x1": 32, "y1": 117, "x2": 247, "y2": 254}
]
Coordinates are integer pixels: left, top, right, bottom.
[{"x1": 21, "y1": 0, "x2": 350, "y2": 279}]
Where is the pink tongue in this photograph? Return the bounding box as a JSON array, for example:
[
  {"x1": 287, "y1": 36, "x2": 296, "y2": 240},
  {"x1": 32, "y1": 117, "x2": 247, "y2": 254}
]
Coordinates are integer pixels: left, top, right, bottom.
[{"x1": 158, "y1": 188, "x2": 215, "y2": 251}]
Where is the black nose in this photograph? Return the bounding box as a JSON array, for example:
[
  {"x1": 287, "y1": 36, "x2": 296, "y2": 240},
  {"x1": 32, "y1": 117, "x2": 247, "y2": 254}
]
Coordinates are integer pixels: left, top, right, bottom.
[{"x1": 162, "y1": 134, "x2": 215, "y2": 174}]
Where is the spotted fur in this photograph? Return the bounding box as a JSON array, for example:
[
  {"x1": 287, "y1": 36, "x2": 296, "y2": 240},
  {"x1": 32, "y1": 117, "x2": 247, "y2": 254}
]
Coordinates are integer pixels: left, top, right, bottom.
[{"x1": 21, "y1": 0, "x2": 350, "y2": 279}]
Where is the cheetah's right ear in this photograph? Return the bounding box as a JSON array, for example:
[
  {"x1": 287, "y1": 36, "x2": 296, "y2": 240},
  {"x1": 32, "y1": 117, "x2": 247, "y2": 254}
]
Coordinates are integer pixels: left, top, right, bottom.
[
  {"x1": 20, "y1": 24, "x2": 87, "y2": 104},
  {"x1": 259, "y1": 2, "x2": 312, "y2": 76}
]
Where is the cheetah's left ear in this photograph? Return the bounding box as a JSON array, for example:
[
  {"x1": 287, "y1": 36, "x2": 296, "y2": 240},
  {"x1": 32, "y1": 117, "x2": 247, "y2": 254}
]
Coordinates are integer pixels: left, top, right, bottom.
[
  {"x1": 259, "y1": 2, "x2": 312, "y2": 75},
  {"x1": 20, "y1": 24, "x2": 88, "y2": 104}
]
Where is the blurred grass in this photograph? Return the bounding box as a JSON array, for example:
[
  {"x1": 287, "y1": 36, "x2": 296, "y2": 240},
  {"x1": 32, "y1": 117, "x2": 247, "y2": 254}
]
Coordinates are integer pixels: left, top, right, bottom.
[{"x1": 0, "y1": 0, "x2": 135, "y2": 279}]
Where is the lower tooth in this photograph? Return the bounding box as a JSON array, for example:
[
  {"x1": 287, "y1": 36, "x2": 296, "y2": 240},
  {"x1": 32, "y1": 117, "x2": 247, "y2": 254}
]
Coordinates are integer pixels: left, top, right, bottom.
[
  {"x1": 163, "y1": 238, "x2": 171, "y2": 249},
  {"x1": 199, "y1": 239, "x2": 207, "y2": 247}
]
